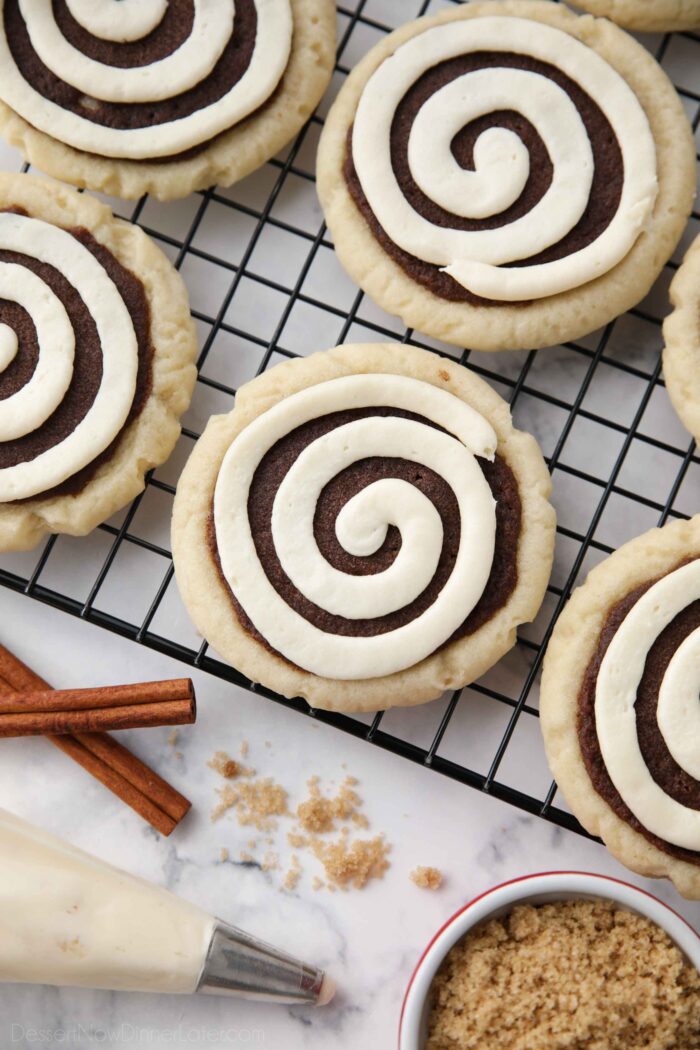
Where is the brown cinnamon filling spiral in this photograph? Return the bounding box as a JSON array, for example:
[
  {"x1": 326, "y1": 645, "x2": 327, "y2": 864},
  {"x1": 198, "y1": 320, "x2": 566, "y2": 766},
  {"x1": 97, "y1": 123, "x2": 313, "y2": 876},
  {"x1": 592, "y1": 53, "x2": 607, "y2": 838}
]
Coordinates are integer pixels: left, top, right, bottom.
[
  {"x1": 209, "y1": 406, "x2": 522, "y2": 668},
  {"x1": 345, "y1": 51, "x2": 624, "y2": 306}
]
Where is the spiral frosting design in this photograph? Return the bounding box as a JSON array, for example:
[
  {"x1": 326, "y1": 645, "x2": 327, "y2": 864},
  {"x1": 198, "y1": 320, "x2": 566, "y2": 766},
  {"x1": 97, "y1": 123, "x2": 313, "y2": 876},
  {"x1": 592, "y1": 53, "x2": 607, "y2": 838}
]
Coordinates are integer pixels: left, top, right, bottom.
[
  {"x1": 0, "y1": 0, "x2": 293, "y2": 159},
  {"x1": 348, "y1": 16, "x2": 658, "y2": 302},
  {"x1": 582, "y1": 560, "x2": 700, "y2": 857},
  {"x1": 212, "y1": 374, "x2": 509, "y2": 681},
  {"x1": 0, "y1": 210, "x2": 144, "y2": 502}
]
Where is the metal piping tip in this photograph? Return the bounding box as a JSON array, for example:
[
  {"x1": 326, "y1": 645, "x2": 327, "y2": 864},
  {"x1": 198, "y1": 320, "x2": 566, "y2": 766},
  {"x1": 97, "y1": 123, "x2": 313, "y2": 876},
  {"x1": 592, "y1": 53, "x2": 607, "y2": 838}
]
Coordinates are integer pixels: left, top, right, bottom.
[{"x1": 196, "y1": 920, "x2": 335, "y2": 1005}]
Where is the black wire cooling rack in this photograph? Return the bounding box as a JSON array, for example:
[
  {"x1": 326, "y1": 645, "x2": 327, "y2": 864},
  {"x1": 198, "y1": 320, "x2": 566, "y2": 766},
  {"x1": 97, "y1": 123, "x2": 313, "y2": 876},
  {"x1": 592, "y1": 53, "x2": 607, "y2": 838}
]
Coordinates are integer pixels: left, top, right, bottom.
[{"x1": 0, "y1": 0, "x2": 699, "y2": 842}]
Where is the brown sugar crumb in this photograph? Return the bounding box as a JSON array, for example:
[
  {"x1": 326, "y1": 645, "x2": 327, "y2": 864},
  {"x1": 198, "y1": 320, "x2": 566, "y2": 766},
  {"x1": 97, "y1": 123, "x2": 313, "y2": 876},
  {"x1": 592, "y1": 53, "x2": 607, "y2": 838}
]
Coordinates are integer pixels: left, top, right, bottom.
[
  {"x1": 261, "y1": 850, "x2": 279, "y2": 872},
  {"x1": 312, "y1": 876, "x2": 325, "y2": 892},
  {"x1": 410, "y1": 866, "x2": 443, "y2": 891},
  {"x1": 219, "y1": 847, "x2": 230, "y2": 862},
  {"x1": 239, "y1": 850, "x2": 254, "y2": 863},
  {"x1": 208, "y1": 751, "x2": 242, "y2": 779},
  {"x1": 240, "y1": 740, "x2": 249, "y2": 758},
  {"x1": 427, "y1": 899, "x2": 700, "y2": 1050},
  {"x1": 297, "y1": 796, "x2": 336, "y2": 834},
  {"x1": 211, "y1": 784, "x2": 237, "y2": 822},
  {"x1": 167, "y1": 728, "x2": 179, "y2": 747},
  {"x1": 296, "y1": 776, "x2": 366, "y2": 834},
  {"x1": 233, "y1": 778, "x2": 289, "y2": 831},
  {"x1": 284, "y1": 855, "x2": 302, "y2": 891},
  {"x1": 311, "y1": 835, "x2": 390, "y2": 890},
  {"x1": 211, "y1": 776, "x2": 287, "y2": 830},
  {"x1": 288, "y1": 830, "x2": 308, "y2": 849}
]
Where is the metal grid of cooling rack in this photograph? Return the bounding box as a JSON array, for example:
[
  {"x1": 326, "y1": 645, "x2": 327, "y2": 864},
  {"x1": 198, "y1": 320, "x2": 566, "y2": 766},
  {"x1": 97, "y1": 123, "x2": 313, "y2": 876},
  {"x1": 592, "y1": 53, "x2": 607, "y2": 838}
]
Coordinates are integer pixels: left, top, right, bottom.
[{"x1": 0, "y1": 1, "x2": 699, "y2": 841}]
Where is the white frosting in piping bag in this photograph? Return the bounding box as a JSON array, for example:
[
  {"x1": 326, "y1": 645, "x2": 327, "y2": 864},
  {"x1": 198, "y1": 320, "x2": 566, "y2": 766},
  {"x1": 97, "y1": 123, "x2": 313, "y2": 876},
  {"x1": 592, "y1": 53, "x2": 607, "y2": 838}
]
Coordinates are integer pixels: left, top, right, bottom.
[
  {"x1": 352, "y1": 17, "x2": 658, "y2": 301},
  {"x1": 0, "y1": 0, "x2": 294, "y2": 159},
  {"x1": 214, "y1": 374, "x2": 498, "y2": 680},
  {"x1": 0, "y1": 807, "x2": 215, "y2": 993},
  {"x1": 0, "y1": 211, "x2": 138, "y2": 501},
  {"x1": 595, "y1": 560, "x2": 700, "y2": 851}
]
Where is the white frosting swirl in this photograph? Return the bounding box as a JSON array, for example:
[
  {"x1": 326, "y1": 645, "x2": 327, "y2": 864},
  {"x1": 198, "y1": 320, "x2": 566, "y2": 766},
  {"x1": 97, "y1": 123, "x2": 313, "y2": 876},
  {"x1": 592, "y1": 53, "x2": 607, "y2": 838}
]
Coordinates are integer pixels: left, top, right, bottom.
[
  {"x1": 213, "y1": 374, "x2": 499, "y2": 680},
  {"x1": 595, "y1": 560, "x2": 700, "y2": 851},
  {"x1": 352, "y1": 16, "x2": 658, "y2": 301},
  {"x1": 65, "y1": 0, "x2": 169, "y2": 42},
  {"x1": 0, "y1": 211, "x2": 138, "y2": 501},
  {"x1": 0, "y1": 324, "x2": 18, "y2": 371},
  {"x1": 21, "y1": 0, "x2": 234, "y2": 104},
  {"x1": 0, "y1": 0, "x2": 293, "y2": 158},
  {"x1": 657, "y1": 629, "x2": 700, "y2": 781}
]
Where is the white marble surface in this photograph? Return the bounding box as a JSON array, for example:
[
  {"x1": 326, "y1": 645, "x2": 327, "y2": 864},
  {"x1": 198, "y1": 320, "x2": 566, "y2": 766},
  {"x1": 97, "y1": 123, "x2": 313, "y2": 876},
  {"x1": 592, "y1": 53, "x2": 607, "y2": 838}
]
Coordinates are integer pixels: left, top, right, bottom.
[
  {"x1": 0, "y1": 587, "x2": 698, "y2": 1049},
  {"x1": 0, "y1": 2, "x2": 698, "y2": 1047}
]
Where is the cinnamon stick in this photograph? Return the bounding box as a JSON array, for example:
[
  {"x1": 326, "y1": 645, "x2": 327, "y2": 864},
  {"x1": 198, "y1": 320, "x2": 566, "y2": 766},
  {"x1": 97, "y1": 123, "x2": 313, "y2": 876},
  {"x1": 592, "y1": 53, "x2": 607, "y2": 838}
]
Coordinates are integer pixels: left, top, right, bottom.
[
  {"x1": 0, "y1": 680, "x2": 196, "y2": 737},
  {"x1": 0, "y1": 645, "x2": 192, "y2": 836}
]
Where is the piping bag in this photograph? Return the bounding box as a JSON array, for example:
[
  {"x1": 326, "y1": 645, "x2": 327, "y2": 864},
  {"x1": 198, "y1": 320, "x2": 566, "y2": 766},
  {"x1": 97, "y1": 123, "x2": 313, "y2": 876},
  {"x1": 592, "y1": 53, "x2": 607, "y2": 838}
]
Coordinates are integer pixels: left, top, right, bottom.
[{"x1": 0, "y1": 807, "x2": 334, "y2": 1005}]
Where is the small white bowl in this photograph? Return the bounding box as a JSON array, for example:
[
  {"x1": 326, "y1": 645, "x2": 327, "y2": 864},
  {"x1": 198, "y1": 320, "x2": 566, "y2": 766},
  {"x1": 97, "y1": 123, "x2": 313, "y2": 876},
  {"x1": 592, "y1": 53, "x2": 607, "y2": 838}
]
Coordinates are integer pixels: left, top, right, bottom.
[{"x1": 399, "y1": 870, "x2": 700, "y2": 1050}]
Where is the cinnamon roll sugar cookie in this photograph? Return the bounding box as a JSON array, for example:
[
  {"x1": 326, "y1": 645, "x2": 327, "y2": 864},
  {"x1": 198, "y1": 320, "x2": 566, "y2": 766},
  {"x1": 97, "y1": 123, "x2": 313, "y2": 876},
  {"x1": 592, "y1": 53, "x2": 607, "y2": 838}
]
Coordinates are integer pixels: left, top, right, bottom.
[
  {"x1": 572, "y1": 0, "x2": 700, "y2": 32},
  {"x1": 663, "y1": 234, "x2": 700, "y2": 446},
  {"x1": 0, "y1": 0, "x2": 335, "y2": 201},
  {"x1": 0, "y1": 172, "x2": 196, "y2": 552},
  {"x1": 172, "y1": 343, "x2": 555, "y2": 713},
  {"x1": 541, "y1": 517, "x2": 700, "y2": 900},
  {"x1": 317, "y1": 1, "x2": 696, "y2": 352}
]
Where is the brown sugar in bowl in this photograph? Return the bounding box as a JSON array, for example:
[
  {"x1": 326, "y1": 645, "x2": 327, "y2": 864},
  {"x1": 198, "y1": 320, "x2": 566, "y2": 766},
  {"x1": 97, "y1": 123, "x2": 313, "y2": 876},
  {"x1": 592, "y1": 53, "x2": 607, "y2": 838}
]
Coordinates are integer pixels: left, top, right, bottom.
[{"x1": 399, "y1": 871, "x2": 700, "y2": 1049}]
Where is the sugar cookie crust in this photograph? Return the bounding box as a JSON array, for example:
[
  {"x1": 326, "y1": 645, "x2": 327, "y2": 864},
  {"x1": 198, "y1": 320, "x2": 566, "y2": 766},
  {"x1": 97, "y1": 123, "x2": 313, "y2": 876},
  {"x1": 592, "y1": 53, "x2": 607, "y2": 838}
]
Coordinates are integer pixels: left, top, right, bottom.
[{"x1": 572, "y1": 0, "x2": 700, "y2": 32}]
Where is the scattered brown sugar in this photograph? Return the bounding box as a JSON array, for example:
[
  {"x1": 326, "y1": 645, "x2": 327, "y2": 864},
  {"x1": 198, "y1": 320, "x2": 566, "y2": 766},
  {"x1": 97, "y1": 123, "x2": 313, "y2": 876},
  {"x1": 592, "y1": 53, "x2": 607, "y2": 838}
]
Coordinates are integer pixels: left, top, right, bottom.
[
  {"x1": 219, "y1": 847, "x2": 229, "y2": 862},
  {"x1": 208, "y1": 751, "x2": 242, "y2": 779},
  {"x1": 261, "y1": 850, "x2": 279, "y2": 872},
  {"x1": 410, "y1": 866, "x2": 443, "y2": 890},
  {"x1": 233, "y1": 778, "x2": 289, "y2": 831},
  {"x1": 427, "y1": 899, "x2": 700, "y2": 1050},
  {"x1": 240, "y1": 740, "x2": 249, "y2": 758},
  {"x1": 210, "y1": 777, "x2": 288, "y2": 830},
  {"x1": 296, "y1": 776, "x2": 366, "y2": 835},
  {"x1": 167, "y1": 728, "x2": 179, "y2": 747},
  {"x1": 211, "y1": 784, "x2": 237, "y2": 822},
  {"x1": 284, "y1": 855, "x2": 302, "y2": 891},
  {"x1": 207, "y1": 748, "x2": 390, "y2": 891},
  {"x1": 311, "y1": 835, "x2": 390, "y2": 890},
  {"x1": 297, "y1": 796, "x2": 336, "y2": 834}
]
